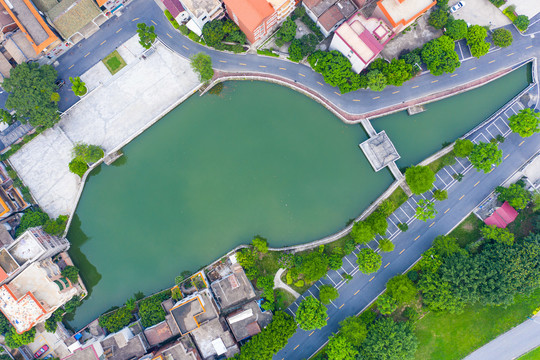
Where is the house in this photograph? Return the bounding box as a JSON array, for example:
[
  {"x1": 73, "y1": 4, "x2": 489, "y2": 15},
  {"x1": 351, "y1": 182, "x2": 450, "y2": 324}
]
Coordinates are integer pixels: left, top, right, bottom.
[
  {"x1": 329, "y1": 12, "x2": 393, "y2": 72},
  {"x1": 189, "y1": 318, "x2": 238, "y2": 359},
  {"x1": 223, "y1": 0, "x2": 295, "y2": 43},
  {"x1": 0, "y1": 0, "x2": 60, "y2": 55},
  {"x1": 161, "y1": 0, "x2": 190, "y2": 23},
  {"x1": 484, "y1": 201, "x2": 519, "y2": 229},
  {"x1": 0, "y1": 259, "x2": 79, "y2": 333},
  {"x1": 210, "y1": 262, "x2": 256, "y2": 312},
  {"x1": 0, "y1": 228, "x2": 70, "y2": 285},
  {"x1": 302, "y1": 0, "x2": 357, "y2": 38},
  {"x1": 178, "y1": 0, "x2": 224, "y2": 35},
  {"x1": 373, "y1": 0, "x2": 436, "y2": 33},
  {"x1": 226, "y1": 301, "x2": 272, "y2": 342},
  {"x1": 151, "y1": 339, "x2": 201, "y2": 360},
  {"x1": 0, "y1": 4, "x2": 16, "y2": 34}
]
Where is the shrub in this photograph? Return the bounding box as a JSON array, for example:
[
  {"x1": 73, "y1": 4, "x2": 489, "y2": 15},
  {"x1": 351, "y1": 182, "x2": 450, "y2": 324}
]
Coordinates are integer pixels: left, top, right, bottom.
[
  {"x1": 398, "y1": 223, "x2": 409, "y2": 232},
  {"x1": 377, "y1": 294, "x2": 397, "y2": 315},
  {"x1": 403, "y1": 307, "x2": 419, "y2": 321},
  {"x1": 257, "y1": 48, "x2": 279, "y2": 57},
  {"x1": 514, "y1": 15, "x2": 530, "y2": 31},
  {"x1": 300, "y1": 14, "x2": 324, "y2": 40},
  {"x1": 5, "y1": 327, "x2": 35, "y2": 348},
  {"x1": 69, "y1": 158, "x2": 88, "y2": 177},
  {"x1": 386, "y1": 275, "x2": 417, "y2": 304},
  {"x1": 99, "y1": 307, "x2": 133, "y2": 333},
  {"x1": 139, "y1": 293, "x2": 169, "y2": 328},
  {"x1": 433, "y1": 189, "x2": 448, "y2": 201},
  {"x1": 73, "y1": 143, "x2": 104, "y2": 164},
  {"x1": 489, "y1": 0, "x2": 505, "y2": 6},
  {"x1": 428, "y1": 8, "x2": 449, "y2": 29},
  {"x1": 16, "y1": 208, "x2": 49, "y2": 236},
  {"x1": 378, "y1": 238, "x2": 395, "y2": 252},
  {"x1": 492, "y1": 28, "x2": 513, "y2": 47},
  {"x1": 179, "y1": 25, "x2": 189, "y2": 35},
  {"x1": 188, "y1": 32, "x2": 200, "y2": 42},
  {"x1": 294, "y1": 279, "x2": 305, "y2": 287},
  {"x1": 252, "y1": 236, "x2": 268, "y2": 253},
  {"x1": 61, "y1": 265, "x2": 79, "y2": 283}
]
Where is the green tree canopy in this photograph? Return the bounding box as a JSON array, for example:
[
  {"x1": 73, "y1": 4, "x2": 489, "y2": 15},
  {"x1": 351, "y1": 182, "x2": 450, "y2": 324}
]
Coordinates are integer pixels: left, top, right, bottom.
[
  {"x1": 351, "y1": 221, "x2": 375, "y2": 244},
  {"x1": 70, "y1": 76, "x2": 87, "y2": 96},
  {"x1": 416, "y1": 199, "x2": 437, "y2": 221},
  {"x1": 16, "y1": 209, "x2": 49, "y2": 236},
  {"x1": 190, "y1": 53, "x2": 214, "y2": 82},
  {"x1": 252, "y1": 236, "x2": 268, "y2": 253},
  {"x1": 432, "y1": 235, "x2": 464, "y2": 258},
  {"x1": 99, "y1": 307, "x2": 133, "y2": 333},
  {"x1": 466, "y1": 25, "x2": 490, "y2": 58},
  {"x1": 137, "y1": 23, "x2": 156, "y2": 49},
  {"x1": 508, "y1": 108, "x2": 540, "y2": 137},
  {"x1": 202, "y1": 20, "x2": 224, "y2": 47},
  {"x1": 492, "y1": 28, "x2": 513, "y2": 47},
  {"x1": 236, "y1": 248, "x2": 259, "y2": 279},
  {"x1": 69, "y1": 158, "x2": 88, "y2": 177},
  {"x1": 496, "y1": 183, "x2": 531, "y2": 210},
  {"x1": 325, "y1": 334, "x2": 358, "y2": 360},
  {"x1": 3, "y1": 63, "x2": 59, "y2": 128},
  {"x1": 386, "y1": 275, "x2": 417, "y2": 304},
  {"x1": 514, "y1": 15, "x2": 530, "y2": 31},
  {"x1": 319, "y1": 285, "x2": 339, "y2": 305},
  {"x1": 276, "y1": 18, "x2": 297, "y2": 42},
  {"x1": 377, "y1": 293, "x2": 397, "y2": 315},
  {"x1": 5, "y1": 327, "x2": 36, "y2": 348},
  {"x1": 366, "y1": 211, "x2": 389, "y2": 236},
  {"x1": 366, "y1": 70, "x2": 388, "y2": 92},
  {"x1": 470, "y1": 41, "x2": 491, "y2": 58},
  {"x1": 433, "y1": 189, "x2": 448, "y2": 201},
  {"x1": 339, "y1": 316, "x2": 367, "y2": 347},
  {"x1": 480, "y1": 225, "x2": 515, "y2": 245},
  {"x1": 445, "y1": 19, "x2": 468, "y2": 40},
  {"x1": 288, "y1": 39, "x2": 303, "y2": 62},
  {"x1": 296, "y1": 296, "x2": 327, "y2": 330},
  {"x1": 356, "y1": 248, "x2": 382, "y2": 274},
  {"x1": 469, "y1": 142, "x2": 502, "y2": 173},
  {"x1": 73, "y1": 143, "x2": 104, "y2": 164},
  {"x1": 299, "y1": 251, "x2": 329, "y2": 282},
  {"x1": 405, "y1": 165, "x2": 436, "y2": 194},
  {"x1": 378, "y1": 238, "x2": 395, "y2": 252},
  {"x1": 454, "y1": 139, "x2": 474, "y2": 157},
  {"x1": 328, "y1": 247, "x2": 343, "y2": 270},
  {"x1": 0, "y1": 312, "x2": 12, "y2": 335},
  {"x1": 61, "y1": 265, "x2": 80, "y2": 283},
  {"x1": 421, "y1": 35, "x2": 461, "y2": 76},
  {"x1": 428, "y1": 8, "x2": 450, "y2": 29},
  {"x1": 360, "y1": 318, "x2": 418, "y2": 360}
]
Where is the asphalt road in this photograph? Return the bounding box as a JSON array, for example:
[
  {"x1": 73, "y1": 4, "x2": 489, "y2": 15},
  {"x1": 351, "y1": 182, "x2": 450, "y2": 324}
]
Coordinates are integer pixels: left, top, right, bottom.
[
  {"x1": 47, "y1": 1, "x2": 540, "y2": 116},
  {"x1": 463, "y1": 313, "x2": 540, "y2": 360}
]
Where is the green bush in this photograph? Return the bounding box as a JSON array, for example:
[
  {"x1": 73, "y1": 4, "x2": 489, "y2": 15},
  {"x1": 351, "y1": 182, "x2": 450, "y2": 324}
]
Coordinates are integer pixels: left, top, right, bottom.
[
  {"x1": 300, "y1": 14, "x2": 324, "y2": 40},
  {"x1": 139, "y1": 292, "x2": 170, "y2": 328},
  {"x1": 179, "y1": 24, "x2": 189, "y2": 35},
  {"x1": 16, "y1": 208, "x2": 49, "y2": 236},
  {"x1": 514, "y1": 15, "x2": 530, "y2": 31},
  {"x1": 99, "y1": 307, "x2": 133, "y2": 333},
  {"x1": 257, "y1": 49, "x2": 279, "y2": 57},
  {"x1": 61, "y1": 265, "x2": 80, "y2": 283},
  {"x1": 69, "y1": 158, "x2": 88, "y2": 177},
  {"x1": 294, "y1": 280, "x2": 305, "y2": 287},
  {"x1": 503, "y1": 7, "x2": 517, "y2": 22},
  {"x1": 188, "y1": 32, "x2": 201, "y2": 42},
  {"x1": 398, "y1": 223, "x2": 409, "y2": 232},
  {"x1": 489, "y1": 0, "x2": 505, "y2": 6}
]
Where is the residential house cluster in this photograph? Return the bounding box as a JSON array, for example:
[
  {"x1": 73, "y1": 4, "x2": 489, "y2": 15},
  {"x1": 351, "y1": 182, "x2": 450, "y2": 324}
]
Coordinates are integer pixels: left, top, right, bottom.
[
  {"x1": 54, "y1": 256, "x2": 271, "y2": 360},
  {"x1": 0, "y1": 227, "x2": 86, "y2": 334}
]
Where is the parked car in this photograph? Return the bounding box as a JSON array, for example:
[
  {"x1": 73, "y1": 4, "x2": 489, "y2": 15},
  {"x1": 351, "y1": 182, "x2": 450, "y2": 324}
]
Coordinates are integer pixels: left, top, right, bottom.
[
  {"x1": 55, "y1": 79, "x2": 65, "y2": 88},
  {"x1": 43, "y1": 355, "x2": 53, "y2": 359},
  {"x1": 34, "y1": 345, "x2": 49, "y2": 358},
  {"x1": 450, "y1": 1, "x2": 465, "y2": 13}
]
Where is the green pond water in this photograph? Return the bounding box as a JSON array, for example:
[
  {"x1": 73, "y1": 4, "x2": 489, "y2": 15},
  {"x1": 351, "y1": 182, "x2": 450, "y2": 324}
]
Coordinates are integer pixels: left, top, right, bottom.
[{"x1": 68, "y1": 65, "x2": 530, "y2": 328}]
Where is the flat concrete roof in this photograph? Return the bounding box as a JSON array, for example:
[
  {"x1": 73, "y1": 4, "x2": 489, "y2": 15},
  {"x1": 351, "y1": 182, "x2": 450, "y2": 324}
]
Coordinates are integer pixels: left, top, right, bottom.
[
  {"x1": 359, "y1": 131, "x2": 400, "y2": 171},
  {"x1": 210, "y1": 264, "x2": 255, "y2": 310},
  {"x1": 144, "y1": 321, "x2": 173, "y2": 346},
  {"x1": 0, "y1": 249, "x2": 18, "y2": 274},
  {"x1": 180, "y1": 0, "x2": 221, "y2": 18},
  {"x1": 170, "y1": 291, "x2": 218, "y2": 335},
  {"x1": 189, "y1": 318, "x2": 237, "y2": 359},
  {"x1": 0, "y1": 284, "x2": 46, "y2": 333},
  {"x1": 7, "y1": 231, "x2": 42, "y2": 266}
]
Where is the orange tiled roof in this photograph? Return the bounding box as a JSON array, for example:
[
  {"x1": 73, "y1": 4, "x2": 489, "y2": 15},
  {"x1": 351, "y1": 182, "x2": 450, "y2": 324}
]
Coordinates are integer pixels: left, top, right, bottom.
[
  {"x1": 376, "y1": 0, "x2": 435, "y2": 28},
  {"x1": 96, "y1": 0, "x2": 107, "y2": 5},
  {"x1": 223, "y1": 0, "x2": 274, "y2": 32}
]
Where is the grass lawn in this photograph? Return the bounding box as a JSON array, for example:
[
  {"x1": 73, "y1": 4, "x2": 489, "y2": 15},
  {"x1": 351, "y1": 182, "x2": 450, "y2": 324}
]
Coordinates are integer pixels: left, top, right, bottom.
[
  {"x1": 519, "y1": 346, "x2": 540, "y2": 360},
  {"x1": 102, "y1": 50, "x2": 126, "y2": 75},
  {"x1": 275, "y1": 288, "x2": 296, "y2": 311},
  {"x1": 448, "y1": 213, "x2": 483, "y2": 247},
  {"x1": 387, "y1": 186, "x2": 409, "y2": 213},
  {"x1": 428, "y1": 150, "x2": 457, "y2": 174},
  {"x1": 415, "y1": 288, "x2": 540, "y2": 360}
]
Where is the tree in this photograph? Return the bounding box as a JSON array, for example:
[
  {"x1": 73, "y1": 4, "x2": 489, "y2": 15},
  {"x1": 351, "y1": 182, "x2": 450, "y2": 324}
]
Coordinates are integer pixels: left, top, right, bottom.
[
  {"x1": 496, "y1": 183, "x2": 531, "y2": 210},
  {"x1": 432, "y1": 235, "x2": 464, "y2": 257},
  {"x1": 361, "y1": 318, "x2": 418, "y2": 360},
  {"x1": 73, "y1": 143, "x2": 104, "y2": 164},
  {"x1": 356, "y1": 248, "x2": 382, "y2": 274},
  {"x1": 454, "y1": 139, "x2": 474, "y2": 157},
  {"x1": 43, "y1": 215, "x2": 68, "y2": 236},
  {"x1": 236, "y1": 248, "x2": 259, "y2": 279},
  {"x1": 367, "y1": 70, "x2": 387, "y2": 92},
  {"x1": 428, "y1": 8, "x2": 449, "y2": 29},
  {"x1": 70, "y1": 76, "x2": 87, "y2": 96},
  {"x1": 508, "y1": 108, "x2": 540, "y2": 137},
  {"x1": 481, "y1": 225, "x2": 514, "y2": 245},
  {"x1": 69, "y1": 158, "x2": 88, "y2": 177},
  {"x1": 469, "y1": 142, "x2": 502, "y2": 173},
  {"x1": 418, "y1": 271, "x2": 464, "y2": 313},
  {"x1": 252, "y1": 236, "x2": 268, "y2": 253},
  {"x1": 514, "y1": 15, "x2": 530, "y2": 31},
  {"x1": 385, "y1": 59, "x2": 414, "y2": 87},
  {"x1": 51, "y1": 92, "x2": 60, "y2": 103},
  {"x1": 65, "y1": 296, "x2": 81, "y2": 313},
  {"x1": 378, "y1": 238, "x2": 395, "y2": 252},
  {"x1": 377, "y1": 294, "x2": 397, "y2": 315},
  {"x1": 325, "y1": 334, "x2": 358, "y2": 360},
  {"x1": 298, "y1": 252, "x2": 329, "y2": 282},
  {"x1": 190, "y1": 53, "x2": 214, "y2": 82},
  {"x1": 288, "y1": 39, "x2": 303, "y2": 62},
  {"x1": 328, "y1": 247, "x2": 343, "y2": 270},
  {"x1": 366, "y1": 211, "x2": 388, "y2": 236},
  {"x1": 296, "y1": 296, "x2": 327, "y2": 330},
  {"x1": 61, "y1": 265, "x2": 80, "y2": 283},
  {"x1": 16, "y1": 208, "x2": 49, "y2": 236},
  {"x1": 137, "y1": 23, "x2": 156, "y2": 49},
  {"x1": 351, "y1": 221, "x2": 374, "y2": 244},
  {"x1": 276, "y1": 18, "x2": 296, "y2": 43},
  {"x1": 5, "y1": 327, "x2": 36, "y2": 348},
  {"x1": 99, "y1": 307, "x2": 133, "y2": 333},
  {"x1": 445, "y1": 19, "x2": 468, "y2": 40},
  {"x1": 223, "y1": 19, "x2": 246, "y2": 44},
  {"x1": 466, "y1": 25, "x2": 490, "y2": 58},
  {"x1": 416, "y1": 199, "x2": 437, "y2": 221},
  {"x1": 339, "y1": 316, "x2": 367, "y2": 346},
  {"x1": 492, "y1": 28, "x2": 513, "y2": 47},
  {"x1": 405, "y1": 165, "x2": 436, "y2": 194},
  {"x1": 3, "y1": 63, "x2": 59, "y2": 128},
  {"x1": 400, "y1": 49, "x2": 422, "y2": 69},
  {"x1": 139, "y1": 294, "x2": 167, "y2": 328},
  {"x1": 299, "y1": 34, "x2": 318, "y2": 56},
  {"x1": 470, "y1": 41, "x2": 491, "y2": 58},
  {"x1": 125, "y1": 297, "x2": 136, "y2": 311},
  {"x1": 0, "y1": 312, "x2": 12, "y2": 335},
  {"x1": 319, "y1": 285, "x2": 339, "y2": 304},
  {"x1": 234, "y1": 311, "x2": 296, "y2": 360},
  {"x1": 386, "y1": 275, "x2": 417, "y2": 304},
  {"x1": 433, "y1": 189, "x2": 448, "y2": 201},
  {"x1": 202, "y1": 20, "x2": 224, "y2": 47},
  {"x1": 421, "y1": 35, "x2": 461, "y2": 76},
  {"x1": 308, "y1": 50, "x2": 354, "y2": 90}
]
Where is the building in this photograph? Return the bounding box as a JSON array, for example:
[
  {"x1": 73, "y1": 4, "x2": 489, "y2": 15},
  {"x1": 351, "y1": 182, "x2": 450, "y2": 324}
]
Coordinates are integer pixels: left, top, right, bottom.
[
  {"x1": 302, "y1": 0, "x2": 357, "y2": 38},
  {"x1": 210, "y1": 262, "x2": 256, "y2": 312},
  {"x1": 0, "y1": 4, "x2": 16, "y2": 34},
  {"x1": 223, "y1": 0, "x2": 295, "y2": 43},
  {"x1": 151, "y1": 339, "x2": 201, "y2": 360},
  {"x1": 0, "y1": 258, "x2": 78, "y2": 333},
  {"x1": 484, "y1": 201, "x2": 519, "y2": 228},
  {"x1": 178, "y1": 0, "x2": 224, "y2": 35},
  {"x1": 0, "y1": 0, "x2": 60, "y2": 56},
  {"x1": 0, "y1": 228, "x2": 70, "y2": 285},
  {"x1": 329, "y1": 12, "x2": 393, "y2": 72},
  {"x1": 226, "y1": 301, "x2": 272, "y2": 342},
  {"x1": 373, "y1": 0, "x2": 436, "y2": 33},
  {"x1": 161, "y1": 0, "x2": 190, "y2": 23}
]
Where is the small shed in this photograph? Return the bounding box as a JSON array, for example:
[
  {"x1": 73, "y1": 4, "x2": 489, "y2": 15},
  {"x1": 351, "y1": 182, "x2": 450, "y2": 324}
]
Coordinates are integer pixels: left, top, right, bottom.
[{"x1": 484, "y1": 201, "x2": 518, "y2": 228}]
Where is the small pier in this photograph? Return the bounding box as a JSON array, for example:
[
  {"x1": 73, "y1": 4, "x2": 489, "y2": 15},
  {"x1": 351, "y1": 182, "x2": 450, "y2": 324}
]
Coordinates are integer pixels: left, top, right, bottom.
[
  {"x1": 407, "y1": 105, "x2": 426, "y2": 115},
  {"x1": 103, "y1": 149, "x2": 124, "y2": 165}
]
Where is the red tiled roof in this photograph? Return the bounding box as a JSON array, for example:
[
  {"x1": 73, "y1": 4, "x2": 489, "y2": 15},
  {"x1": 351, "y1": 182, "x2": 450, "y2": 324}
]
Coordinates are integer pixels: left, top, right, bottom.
[
  {"x1": 484, "y1": 201, "x2": 518, "y2": 229},
  {"x1": 162, "y1": 0, "x2": 184, "y2": 18},
  {"x1": 318, "y1": 5, "x2": 344, "y2": 31}
]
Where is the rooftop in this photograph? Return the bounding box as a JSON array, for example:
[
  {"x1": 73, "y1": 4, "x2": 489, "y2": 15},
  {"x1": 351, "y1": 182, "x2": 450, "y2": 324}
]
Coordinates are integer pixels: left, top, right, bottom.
[
  {"x1": 303, "y1": 0, "x2": 336, "y2": 17},
  {"x1": 210, "y1": 263, "x2": 256, "y2": 310},
  {"x1": 376, "y1": 0, "x2": 436, "y2": 28},
  {"x1": 0, "y1": 4, "x2": 14, "y2": 29},
  {"x1": 155, "y1": 341, "x2": 199, "y2": 360},
  {"x1": 318, "y1": 5, "x2": 344, "y2": 31},
  {"x1": 44, "y1": 0, "x2": 101, "y2": 39},
  {"x1": 180, "y1": 0, "x2": 221, "y2": 19},
  {"x1": 226, "y1": 301, "x2": 272, "y2": 342},
  {"x1": 359, "y1": 131, "x2": 400, "y2": 171},
  {"x1": 162, "y1": 0, "x2": 185, "y2": 18},
  {"x1": 189, "y1": 318, "x2": 237, "y2": 359},
  {"x1": 62, "y1": 344, "x2": 100, "y2": 360},
  {"x1": 100, "y1": 328, "x2": 148, "y2": 360},
  {"x1": 0, "y1": 284, "x2": 46, "y2": 333},
  {"x1": 7, "y1": 231, "x2": 43, "y2": 266},
  {"x1": 484, "y1": 201, "x2": 518, "y2": 229},
  {"x1": 0, "y1": 249, "x2": 18, "y2": 275},
  {"x1": 143, "y1": 321, "x2": 174, "y2": 346},
  {"x1": 223, "y1": 0, "x2": 274, "y2": 32},
  {"x1": 170, "y1": 291, "x2": 218, "y2": 335}
]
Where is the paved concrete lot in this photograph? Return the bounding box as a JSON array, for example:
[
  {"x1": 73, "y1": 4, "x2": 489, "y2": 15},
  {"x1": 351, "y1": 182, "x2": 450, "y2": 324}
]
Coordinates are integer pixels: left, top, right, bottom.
[
  {"x1": 10, "y1": 37, "x2": 201, "y2": 217},
  {"x1": 449, "y1": 0, "x2": 510, "y2": 28},
  {"x1": 502, "y1": 0, "x2": 540, "y2": 19}
]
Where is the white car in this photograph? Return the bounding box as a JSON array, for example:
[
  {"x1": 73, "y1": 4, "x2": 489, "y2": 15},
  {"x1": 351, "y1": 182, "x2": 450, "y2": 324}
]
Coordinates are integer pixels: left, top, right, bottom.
[{"x1": 450, "y1": 1, "x2": 465, "y2": 13}]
